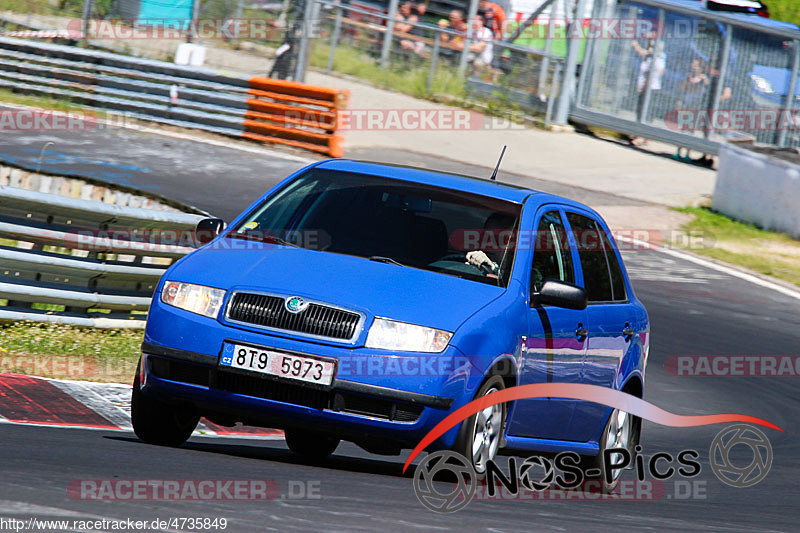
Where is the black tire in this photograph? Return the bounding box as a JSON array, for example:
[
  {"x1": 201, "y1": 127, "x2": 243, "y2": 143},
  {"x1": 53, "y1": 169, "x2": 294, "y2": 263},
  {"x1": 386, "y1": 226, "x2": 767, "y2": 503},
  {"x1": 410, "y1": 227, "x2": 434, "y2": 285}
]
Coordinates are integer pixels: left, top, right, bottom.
[
  {"x1": 453, "y1": 374, "x2": 507, "y2": 475},
  {"x1": 592, "y1": 408, "x2": 637, "y2": 493},
  {"x1": 131, "y1": 363, "x2": 199, "y2": 447},
  {"x1": 285, "y1": 429, "x2": 340, "y2": 461}
]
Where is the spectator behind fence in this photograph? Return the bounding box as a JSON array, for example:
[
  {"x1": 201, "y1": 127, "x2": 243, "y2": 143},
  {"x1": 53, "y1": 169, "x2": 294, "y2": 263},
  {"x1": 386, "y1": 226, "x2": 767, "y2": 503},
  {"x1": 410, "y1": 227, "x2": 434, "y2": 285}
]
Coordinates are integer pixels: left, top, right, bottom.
[
  {"x1": 439, "y1": 9, "x2": 467, "y2": 45},
  {"x1": 478, "y1": 0, "x2": 506, "y2": 39},
  {"x1": 673, "y1": 58, "x2": 711, "y2": 162},
  {"x1": 445, "y1": 16, "x2": 493, "y2": 71},
  {"x1": 399, "y1": 10, "x2": 427, "y2": 56},
  {"x1": 629, "y1": 37, "x2": 666, "y2": 147},
  {"x1": 395, "y1": 2, "x2": 414, "y2": 34}
]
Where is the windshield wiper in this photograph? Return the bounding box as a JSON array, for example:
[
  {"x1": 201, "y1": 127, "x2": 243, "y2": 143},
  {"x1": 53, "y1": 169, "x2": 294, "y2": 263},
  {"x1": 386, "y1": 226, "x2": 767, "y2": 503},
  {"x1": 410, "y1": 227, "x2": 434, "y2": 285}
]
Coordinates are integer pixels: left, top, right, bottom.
[
  {"x1": 229, "y1": 232, "x2": 299, "y2": 247},
  {"x1": 369, "y1": 255, "x2": 407, "y2": 267}
]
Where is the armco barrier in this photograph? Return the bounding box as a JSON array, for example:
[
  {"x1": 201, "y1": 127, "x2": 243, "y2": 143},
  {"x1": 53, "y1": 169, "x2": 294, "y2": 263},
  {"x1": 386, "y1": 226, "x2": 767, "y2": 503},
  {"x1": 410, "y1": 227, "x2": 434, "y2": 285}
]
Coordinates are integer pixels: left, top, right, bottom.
[
  {"x1": 0, "y1": 36, "x2": 348, "y2": 157},
  {"x1": 0, "y1": 182, "x2": 204, "y2": 328}
]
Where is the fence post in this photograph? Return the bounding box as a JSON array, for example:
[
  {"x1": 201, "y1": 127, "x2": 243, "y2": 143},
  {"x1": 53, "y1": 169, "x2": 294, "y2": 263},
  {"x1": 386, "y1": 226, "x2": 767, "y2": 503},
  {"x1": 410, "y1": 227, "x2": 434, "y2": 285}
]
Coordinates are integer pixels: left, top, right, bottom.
[
  {"x1": 427, "y1": 29, "x2": 441, "y2": 94},
  {"x1": 187, "y1": 0, "x2": 200, "y2": 43},
  {"x1": 380, "y1": 0, "x2": 399, "y2": 68},
  {"x1": 777, "y1": 40, "x2": 800, "y2": 147},
  {"x1": 706, "y1": 24, "x2": 732, "y2": 140},
  {"x1": 546, "y1": 61, "x2": 563, "y2": 128},
  {"x1": 554, "y1": 0, "x2": 588, "y2": 125},
  {"x1": 574, "y1": 0, "x2": 603, "y2": 107},
  {"x1": 80, "y1": 0, "x2": 93, "y2": 45},
  {"x1": 327, "y1": 0, "x2": 343, "y2": 73},
  {"x1": 637, "y1": 8, "x2": 666, "y2": 124},
  {"x1": 457, "y1": 0, "x2": 480, "y2": 76},
  {"x1": 294, "y1": 0, "x2": 315, "y2": 83},
  {"x1": 538, "y1": 4, "x2": 557, "y2": 97}
]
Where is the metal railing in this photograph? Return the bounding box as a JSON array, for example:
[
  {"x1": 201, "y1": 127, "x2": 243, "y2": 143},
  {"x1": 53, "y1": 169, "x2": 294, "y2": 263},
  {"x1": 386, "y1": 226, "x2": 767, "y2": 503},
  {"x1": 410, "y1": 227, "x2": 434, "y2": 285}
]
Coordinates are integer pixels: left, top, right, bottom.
[{"x1": 0, "y1": 181, "x2": 204, "y2": 328}]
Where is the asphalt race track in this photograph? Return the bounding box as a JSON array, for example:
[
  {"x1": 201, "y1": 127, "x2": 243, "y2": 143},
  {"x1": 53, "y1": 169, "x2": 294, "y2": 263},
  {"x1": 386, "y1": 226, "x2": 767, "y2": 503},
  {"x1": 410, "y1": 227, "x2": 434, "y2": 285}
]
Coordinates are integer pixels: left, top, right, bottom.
[{"x1": 1, "y1": 124, "x2": 799, "y2": 532}]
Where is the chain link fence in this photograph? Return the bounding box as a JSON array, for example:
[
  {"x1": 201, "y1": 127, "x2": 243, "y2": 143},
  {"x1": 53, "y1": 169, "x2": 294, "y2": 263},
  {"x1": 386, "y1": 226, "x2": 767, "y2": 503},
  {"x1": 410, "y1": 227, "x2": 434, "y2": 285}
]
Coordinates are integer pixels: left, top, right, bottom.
[{"x1": 312, "y1": 0, "x2": 565, "y2": 122}]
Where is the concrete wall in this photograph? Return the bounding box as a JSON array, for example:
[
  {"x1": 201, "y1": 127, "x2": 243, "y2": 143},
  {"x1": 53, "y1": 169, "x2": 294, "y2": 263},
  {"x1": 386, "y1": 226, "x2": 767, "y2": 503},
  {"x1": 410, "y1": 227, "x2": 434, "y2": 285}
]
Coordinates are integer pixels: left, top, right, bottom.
[{"x1": 713, "y1": 142, "x2": 800, "y2": 238}]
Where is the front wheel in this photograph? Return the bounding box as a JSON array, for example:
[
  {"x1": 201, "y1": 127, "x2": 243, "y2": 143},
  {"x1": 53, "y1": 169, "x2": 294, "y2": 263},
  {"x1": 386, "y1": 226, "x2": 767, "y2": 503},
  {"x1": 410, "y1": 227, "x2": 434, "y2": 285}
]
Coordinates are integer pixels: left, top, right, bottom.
[
  {"x1": 453, "y1": 375, "x2": 507, "y2": 474},
  {"x1": 131, "y1": 363, "x2": 199, "y2": 447},
  {"x1": 595, "y1": 408, "x2": 636, "y2": 493}
]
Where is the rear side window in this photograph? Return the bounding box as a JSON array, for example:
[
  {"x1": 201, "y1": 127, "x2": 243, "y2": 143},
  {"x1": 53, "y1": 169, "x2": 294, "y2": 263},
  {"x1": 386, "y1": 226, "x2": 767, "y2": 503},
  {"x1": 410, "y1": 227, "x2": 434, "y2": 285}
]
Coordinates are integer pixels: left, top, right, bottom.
[
  {"x1": 566, "y1": 212, "x2": 626, "y2": 302},
  {"x1": 600, "y1": 228, "x2": 627, "y2": 301},
  {"x1": 531, "y1": 210, "x2": 574, "y2": 293}
]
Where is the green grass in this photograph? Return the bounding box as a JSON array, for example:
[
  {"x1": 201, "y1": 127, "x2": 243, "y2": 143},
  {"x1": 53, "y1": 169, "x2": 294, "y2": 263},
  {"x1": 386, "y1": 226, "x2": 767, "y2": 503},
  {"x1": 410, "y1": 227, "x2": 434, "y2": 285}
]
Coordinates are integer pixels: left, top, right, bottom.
[
  {"x1": 0, "y1": 87, "x2": 86, "y2": 113},
  {"x1": 769, "y1": 0, "x2": 800, "y2": 26},
  {"x1": 0, "y1": 322, "x2": 143, "y2": 382},
  {"x1": 676, "y1": 206, "x2": 800, "y2": 287},
  {"x1": 310, "y1": 42, "x2": 465, "y2": 100}
]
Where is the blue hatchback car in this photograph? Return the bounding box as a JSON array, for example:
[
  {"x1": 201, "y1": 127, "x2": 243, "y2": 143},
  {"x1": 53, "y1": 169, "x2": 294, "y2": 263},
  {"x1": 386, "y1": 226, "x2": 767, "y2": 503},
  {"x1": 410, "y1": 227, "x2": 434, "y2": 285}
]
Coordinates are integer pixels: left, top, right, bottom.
[{"x1": 133, "y1": 159, "x2": 649, "y2": 488}]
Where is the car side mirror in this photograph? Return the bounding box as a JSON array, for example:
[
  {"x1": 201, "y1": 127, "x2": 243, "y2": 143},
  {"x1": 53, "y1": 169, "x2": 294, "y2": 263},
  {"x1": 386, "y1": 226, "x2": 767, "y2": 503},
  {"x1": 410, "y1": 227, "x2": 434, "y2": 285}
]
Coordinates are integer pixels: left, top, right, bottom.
[
  {"x1": 532, "y1": 280, "x2": 588, "y2": 310},
  {"x1": 195, "y1": 218, "x2": 226, "y2": 246}
]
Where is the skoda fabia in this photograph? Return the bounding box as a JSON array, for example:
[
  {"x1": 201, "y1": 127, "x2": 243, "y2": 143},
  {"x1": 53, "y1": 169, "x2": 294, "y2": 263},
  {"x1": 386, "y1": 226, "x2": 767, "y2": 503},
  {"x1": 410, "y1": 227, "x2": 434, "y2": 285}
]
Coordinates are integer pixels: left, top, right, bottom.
[{"x1": 133, "y1": 159, "x2": 649, "y2": 489}]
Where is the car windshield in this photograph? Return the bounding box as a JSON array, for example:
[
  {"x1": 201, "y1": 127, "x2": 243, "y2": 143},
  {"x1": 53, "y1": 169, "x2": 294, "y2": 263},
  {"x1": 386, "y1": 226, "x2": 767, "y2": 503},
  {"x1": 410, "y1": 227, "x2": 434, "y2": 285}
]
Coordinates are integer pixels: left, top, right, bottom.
[{"x1": 230, "y1": 169, "x2": 522, "y2": 287}]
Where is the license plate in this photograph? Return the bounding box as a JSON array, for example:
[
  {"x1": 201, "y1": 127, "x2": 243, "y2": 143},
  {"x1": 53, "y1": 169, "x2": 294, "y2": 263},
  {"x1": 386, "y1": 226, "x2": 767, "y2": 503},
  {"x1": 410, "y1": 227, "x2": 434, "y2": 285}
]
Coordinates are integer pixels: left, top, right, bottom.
[{"x1": 219, "y1": 342, "x2": 336, "y2": 386}]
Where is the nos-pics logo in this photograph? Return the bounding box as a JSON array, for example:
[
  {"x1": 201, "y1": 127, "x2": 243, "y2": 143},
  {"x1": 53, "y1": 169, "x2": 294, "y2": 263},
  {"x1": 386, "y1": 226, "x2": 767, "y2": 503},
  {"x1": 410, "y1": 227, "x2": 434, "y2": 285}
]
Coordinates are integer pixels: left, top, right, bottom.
[{"x1": 413, "y1": 424, "x2": 773, "y2": 513}]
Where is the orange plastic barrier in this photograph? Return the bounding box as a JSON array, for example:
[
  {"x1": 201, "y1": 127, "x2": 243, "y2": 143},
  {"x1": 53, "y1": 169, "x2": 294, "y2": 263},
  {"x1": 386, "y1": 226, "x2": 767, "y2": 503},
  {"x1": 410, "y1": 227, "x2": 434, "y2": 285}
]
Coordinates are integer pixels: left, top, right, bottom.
[{"x1": 242, "y1": 77, "x2": 349, "y2": 157}]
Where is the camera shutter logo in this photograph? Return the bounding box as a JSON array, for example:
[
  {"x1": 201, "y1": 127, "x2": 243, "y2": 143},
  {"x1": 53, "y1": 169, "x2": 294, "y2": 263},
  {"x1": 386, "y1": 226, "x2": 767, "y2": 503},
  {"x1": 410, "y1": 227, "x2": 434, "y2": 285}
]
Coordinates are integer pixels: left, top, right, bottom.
[
  {"x1": 413, "y1": 451, "x2": 477, "y2": 513},
  {"x1": 519, "y1": 456, "x2": 555, "y2": 492},
  {"x1": 709, "y1": 424, "x2": 772, "y2": 488}
]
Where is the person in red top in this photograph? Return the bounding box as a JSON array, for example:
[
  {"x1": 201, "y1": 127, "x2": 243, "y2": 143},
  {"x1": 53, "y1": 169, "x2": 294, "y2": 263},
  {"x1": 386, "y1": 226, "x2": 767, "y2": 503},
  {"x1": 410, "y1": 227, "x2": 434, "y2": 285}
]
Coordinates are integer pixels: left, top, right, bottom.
[{"x1": 478, "y1": 0, "x2": 506, "y2": 39}]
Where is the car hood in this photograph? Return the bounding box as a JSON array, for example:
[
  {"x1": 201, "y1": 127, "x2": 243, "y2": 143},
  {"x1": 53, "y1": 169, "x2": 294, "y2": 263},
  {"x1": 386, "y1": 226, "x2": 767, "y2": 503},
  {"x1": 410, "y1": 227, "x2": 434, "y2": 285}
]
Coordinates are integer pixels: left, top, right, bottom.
[{"x1": 168, "y1": 240, "x2": 506, "y2": 334}]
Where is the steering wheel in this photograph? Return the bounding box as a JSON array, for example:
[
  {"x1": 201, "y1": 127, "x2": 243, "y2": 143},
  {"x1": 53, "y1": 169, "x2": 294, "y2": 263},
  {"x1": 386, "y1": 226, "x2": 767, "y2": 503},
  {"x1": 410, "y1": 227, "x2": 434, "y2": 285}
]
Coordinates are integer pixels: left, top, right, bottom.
[{"x1": 438, "y1": 253, "x2": 467, "y2": 263}]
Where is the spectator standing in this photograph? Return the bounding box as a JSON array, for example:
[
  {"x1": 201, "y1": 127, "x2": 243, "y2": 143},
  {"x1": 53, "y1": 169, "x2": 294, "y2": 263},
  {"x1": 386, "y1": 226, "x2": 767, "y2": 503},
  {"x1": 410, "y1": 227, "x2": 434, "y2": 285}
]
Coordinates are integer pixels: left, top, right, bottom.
[{"x1": 478, "y1": 0, "x2": 506, "y2": 39}]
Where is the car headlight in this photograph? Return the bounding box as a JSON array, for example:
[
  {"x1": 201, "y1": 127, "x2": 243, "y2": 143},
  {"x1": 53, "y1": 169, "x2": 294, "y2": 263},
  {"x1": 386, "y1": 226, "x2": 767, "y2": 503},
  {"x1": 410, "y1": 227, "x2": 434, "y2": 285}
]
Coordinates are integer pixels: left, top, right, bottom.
[
  {"x1": 365, "y1": 318, "x2": 452, "y2": 353},
  {"x1": 750, "y1": 74, "x2": 775, "y2": 94},
  {"x1": 161, "y1": 281, "x2": 226, "y2": 319}
]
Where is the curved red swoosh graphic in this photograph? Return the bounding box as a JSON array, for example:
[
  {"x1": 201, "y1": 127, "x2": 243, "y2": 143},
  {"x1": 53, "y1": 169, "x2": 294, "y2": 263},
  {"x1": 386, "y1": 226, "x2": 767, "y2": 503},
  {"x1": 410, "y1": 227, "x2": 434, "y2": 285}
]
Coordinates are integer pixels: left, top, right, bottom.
[{"x1": 402, "y1": 383, "x2": 783, "y2": 473}]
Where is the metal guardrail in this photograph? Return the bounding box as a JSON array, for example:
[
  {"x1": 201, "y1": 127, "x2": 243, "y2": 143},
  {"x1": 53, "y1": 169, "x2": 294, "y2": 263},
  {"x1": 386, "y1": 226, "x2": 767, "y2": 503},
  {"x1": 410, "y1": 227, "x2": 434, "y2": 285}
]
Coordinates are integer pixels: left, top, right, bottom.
[
  {"x1": 0, "y1": 183, "x2": 204, "y2": 328},
  {"x1": 0, "y1": 36, "x2": 349, "y2": 157}
]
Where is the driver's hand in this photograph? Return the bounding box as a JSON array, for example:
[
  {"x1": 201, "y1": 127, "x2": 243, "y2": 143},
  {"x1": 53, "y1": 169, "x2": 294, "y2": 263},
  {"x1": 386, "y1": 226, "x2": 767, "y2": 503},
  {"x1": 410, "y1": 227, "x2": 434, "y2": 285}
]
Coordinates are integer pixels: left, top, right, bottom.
[{"x1": 466, "y1": 250, "x2": 496, "y2": 272}]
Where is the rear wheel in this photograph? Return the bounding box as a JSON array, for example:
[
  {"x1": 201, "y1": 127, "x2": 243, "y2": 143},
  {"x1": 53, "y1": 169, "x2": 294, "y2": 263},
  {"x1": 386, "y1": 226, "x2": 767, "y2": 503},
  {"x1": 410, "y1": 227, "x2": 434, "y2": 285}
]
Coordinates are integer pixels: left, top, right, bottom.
[
  {"x1": 454, "y1": 375, "x2": 506, "y2": 475},
  {"x1": 285, "y1": 429, "x2": 340, "y2": 461},
  {"x1": 131, "y1": 363, "x2": 199, "y2": 447}
]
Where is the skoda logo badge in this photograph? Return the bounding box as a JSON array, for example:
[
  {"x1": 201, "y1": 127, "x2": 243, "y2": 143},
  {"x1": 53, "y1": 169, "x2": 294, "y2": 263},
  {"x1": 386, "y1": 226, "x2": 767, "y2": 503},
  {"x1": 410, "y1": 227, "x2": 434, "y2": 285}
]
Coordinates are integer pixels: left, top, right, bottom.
[{"x1": 285, "y1": 296, "x2": 308, "y2": 314}]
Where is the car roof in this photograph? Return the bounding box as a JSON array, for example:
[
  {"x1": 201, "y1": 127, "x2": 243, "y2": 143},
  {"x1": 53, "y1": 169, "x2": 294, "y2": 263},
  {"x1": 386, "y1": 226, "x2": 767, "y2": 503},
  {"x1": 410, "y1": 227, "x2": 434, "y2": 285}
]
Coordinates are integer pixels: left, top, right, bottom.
[{"x1": 316, "y1": 159, "x2": 541, "y2": 204}]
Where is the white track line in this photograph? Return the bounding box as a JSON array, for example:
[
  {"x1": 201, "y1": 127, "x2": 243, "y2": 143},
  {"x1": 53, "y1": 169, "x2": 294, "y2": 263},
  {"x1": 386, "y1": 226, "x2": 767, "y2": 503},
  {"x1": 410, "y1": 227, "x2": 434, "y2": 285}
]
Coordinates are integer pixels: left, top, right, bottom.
[{"x1": 619, "y1": 236, "x2": 800, "y2": 302}]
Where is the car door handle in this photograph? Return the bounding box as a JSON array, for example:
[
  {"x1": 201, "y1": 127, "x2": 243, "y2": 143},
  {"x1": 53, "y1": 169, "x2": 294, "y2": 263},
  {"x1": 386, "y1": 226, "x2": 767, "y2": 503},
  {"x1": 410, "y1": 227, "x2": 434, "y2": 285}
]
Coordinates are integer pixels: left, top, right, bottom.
[
  {"x1": 575, "y1": 324, "x2": 588, "y2": 341},
  {"x1": 622, "y1": 323, "x2": 635, "y2": 341}
]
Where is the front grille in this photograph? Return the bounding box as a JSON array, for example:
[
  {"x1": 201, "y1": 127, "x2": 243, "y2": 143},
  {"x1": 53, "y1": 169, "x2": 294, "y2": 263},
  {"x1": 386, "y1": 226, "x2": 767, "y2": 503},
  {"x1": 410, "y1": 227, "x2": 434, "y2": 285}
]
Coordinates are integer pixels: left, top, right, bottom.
[
  {"x1": 227, "y1": 292, "x2": 361, "y2": 341},
  {"x1": 216, "y1": 371, "x2": 331, "y2": 410}
]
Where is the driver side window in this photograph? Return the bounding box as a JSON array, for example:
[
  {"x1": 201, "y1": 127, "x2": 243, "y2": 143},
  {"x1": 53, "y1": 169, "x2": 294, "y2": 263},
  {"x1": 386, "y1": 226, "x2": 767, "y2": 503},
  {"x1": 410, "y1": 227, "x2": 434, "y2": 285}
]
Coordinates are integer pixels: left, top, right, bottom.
[{"x1": 531, "y1": 210, "x2": 575, "y2": 293}]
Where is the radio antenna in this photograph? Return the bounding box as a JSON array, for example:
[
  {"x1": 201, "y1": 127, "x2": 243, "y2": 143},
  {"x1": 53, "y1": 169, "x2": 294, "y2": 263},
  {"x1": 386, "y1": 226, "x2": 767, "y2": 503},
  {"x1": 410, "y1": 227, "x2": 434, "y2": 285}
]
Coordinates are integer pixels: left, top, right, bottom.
[{"x1": 490, "y1": 145, "x2": 507, "y2": 181}]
